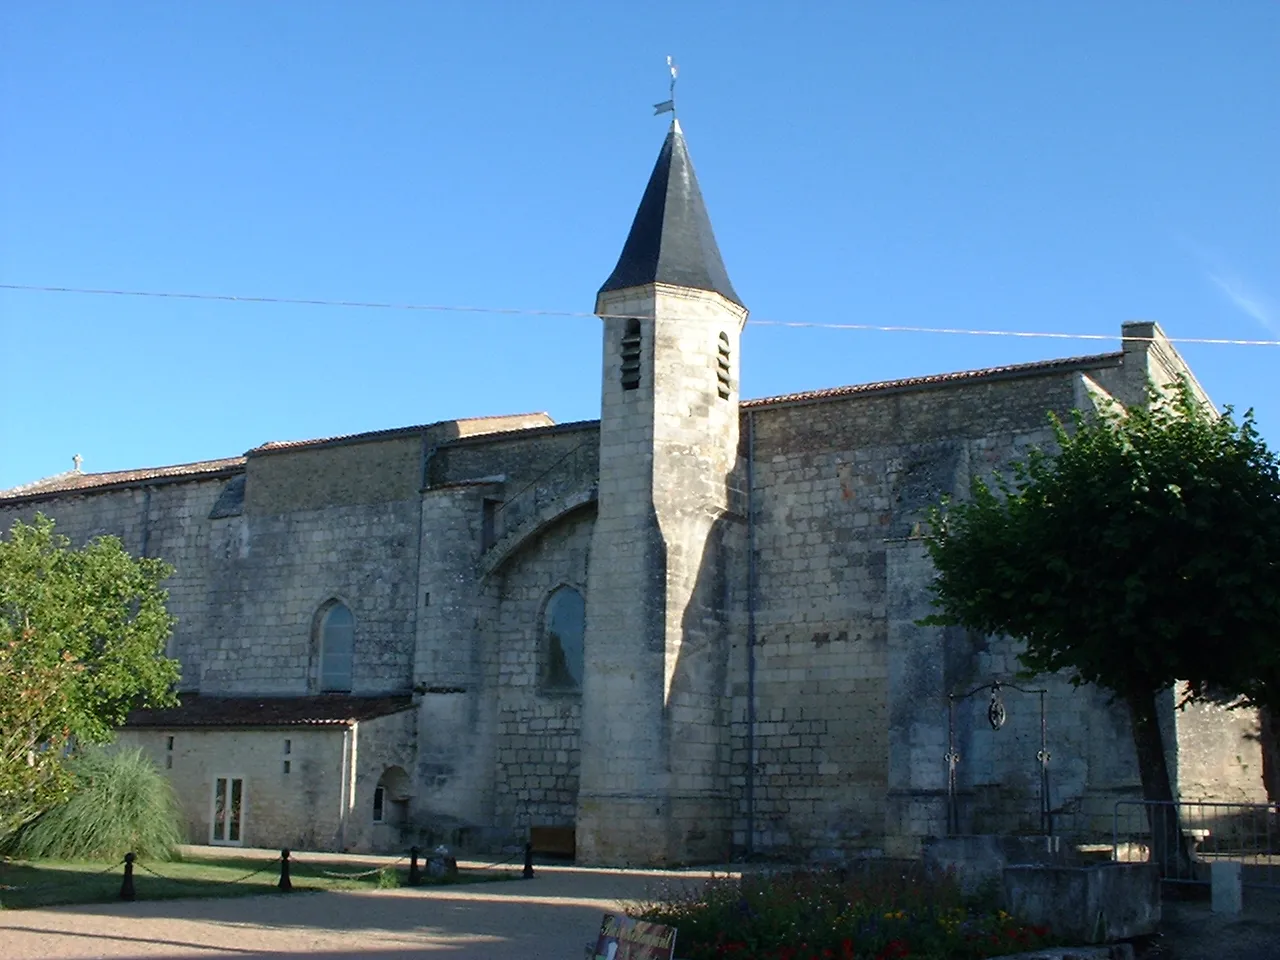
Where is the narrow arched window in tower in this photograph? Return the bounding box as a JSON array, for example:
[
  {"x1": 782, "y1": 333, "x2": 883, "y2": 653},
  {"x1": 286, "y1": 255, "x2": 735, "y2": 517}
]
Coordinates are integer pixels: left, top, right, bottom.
[
  {"x1": 716, "y1": 332, "x2": 732, "y2": 400},
  {"x1": 319, "y1": 601, "x2": 355, "y2": 692},
  {"x1": 542, "y1": 585, "x2": 585, "y2": 692},
  {"x1": 620, "y1": 319, "x2": 642, "y2": 391}
]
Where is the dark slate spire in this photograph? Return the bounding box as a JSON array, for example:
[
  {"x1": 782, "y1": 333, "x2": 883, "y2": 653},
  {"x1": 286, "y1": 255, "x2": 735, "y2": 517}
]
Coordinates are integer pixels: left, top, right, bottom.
[{"x1": 599, "y1": 119, "x2": 743, "y2": 307}]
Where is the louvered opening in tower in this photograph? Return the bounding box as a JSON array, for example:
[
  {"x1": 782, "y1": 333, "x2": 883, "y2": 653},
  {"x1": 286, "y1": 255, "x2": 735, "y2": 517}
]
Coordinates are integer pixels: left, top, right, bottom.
[
  {"x1": 621, "y1": 319, "x2": 642, "y2": 390},
  {"x1": 716, "y1": 332, "x2": 732, "y2": 399}
]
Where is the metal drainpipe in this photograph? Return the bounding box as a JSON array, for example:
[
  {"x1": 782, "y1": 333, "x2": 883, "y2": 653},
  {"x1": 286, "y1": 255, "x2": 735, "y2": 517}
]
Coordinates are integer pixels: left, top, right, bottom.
[
  {"x1": 339, "y1": 726, "x2": 351, "y2": 850},
  {"x1": 745, "y1": 410, "x2": 758, "y2": 858},
  {"x1": 348, "y1": 720, "x2": 360, "y2": 851},
  {"x1": 140, "y1": 486, "x2": 152, "y2": 557}
]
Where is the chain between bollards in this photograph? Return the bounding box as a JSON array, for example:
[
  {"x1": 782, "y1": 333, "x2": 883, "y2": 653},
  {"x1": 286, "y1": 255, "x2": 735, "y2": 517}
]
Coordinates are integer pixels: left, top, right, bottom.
[
  {"x1": 120, "y1": 852, "x2": 136, "y2": 901},
  {"x1": 278, "y1": 848, "x2": 292, "y2": 891}
]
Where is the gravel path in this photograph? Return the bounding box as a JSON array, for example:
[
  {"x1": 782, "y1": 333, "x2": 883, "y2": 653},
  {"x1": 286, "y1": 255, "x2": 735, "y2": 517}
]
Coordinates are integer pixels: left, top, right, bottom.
[
  {"x1": 7, "y1": 859, "x2": 1275, "y2": 960},
  {"x1": 0, "y1": 863, "x2": 703, "y2": 960}
]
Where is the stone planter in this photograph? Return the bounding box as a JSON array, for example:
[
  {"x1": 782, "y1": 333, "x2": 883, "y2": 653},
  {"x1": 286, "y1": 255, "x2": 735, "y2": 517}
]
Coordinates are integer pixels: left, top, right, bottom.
[{"x1": 1003, "y1": 862, "x2": 1160, "y2": 944}]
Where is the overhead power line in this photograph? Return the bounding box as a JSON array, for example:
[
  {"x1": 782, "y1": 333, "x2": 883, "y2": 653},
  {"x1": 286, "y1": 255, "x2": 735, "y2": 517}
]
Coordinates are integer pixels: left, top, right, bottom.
[{"x1": 3, "y1": 282, "x2": 1278, "y2": 347}]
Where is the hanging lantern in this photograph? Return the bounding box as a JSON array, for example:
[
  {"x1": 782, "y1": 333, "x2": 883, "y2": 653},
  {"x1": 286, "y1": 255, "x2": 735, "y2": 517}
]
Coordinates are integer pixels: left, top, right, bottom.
[{"x1": 987, "y1": 687, "x2": 1007, "y2": 730}]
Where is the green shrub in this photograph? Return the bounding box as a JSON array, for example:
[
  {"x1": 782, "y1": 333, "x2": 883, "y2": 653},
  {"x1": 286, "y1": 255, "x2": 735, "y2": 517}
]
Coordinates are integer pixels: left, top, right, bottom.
[
  {"x1": 630, "y1": 864, "x2": 1054, "y2": 960},
  {"x1": 7, "y1": 747, "x2": 183, "y2": 862}
]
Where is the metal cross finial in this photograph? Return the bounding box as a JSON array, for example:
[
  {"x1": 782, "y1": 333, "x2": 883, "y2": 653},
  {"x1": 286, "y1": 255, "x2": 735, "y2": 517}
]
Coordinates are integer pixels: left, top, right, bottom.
[
  {"x1": 72, "y1": 453, "x2": 83, "y2": 472},
  {"x1": 653, "y1": 56, "x2": 678, "y2": 116}
]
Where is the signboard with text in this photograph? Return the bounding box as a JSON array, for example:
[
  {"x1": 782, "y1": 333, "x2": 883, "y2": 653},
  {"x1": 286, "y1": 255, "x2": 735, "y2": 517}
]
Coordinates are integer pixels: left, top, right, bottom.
[{"x1": 592, "y1": 913, "x2": 677, "y2": 960}]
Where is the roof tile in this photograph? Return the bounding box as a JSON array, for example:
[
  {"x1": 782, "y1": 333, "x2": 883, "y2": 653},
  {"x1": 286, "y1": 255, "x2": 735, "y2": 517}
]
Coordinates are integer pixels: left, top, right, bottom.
[
  {"x1": 742, "y1": 352, "x2": 1123, "y2": 409},
  {"x1": 124, "y1": 693, "x2": 415, "y2": 728},
  {"x1": 0, "y1": 457, "x2": 246, "y2": 503}
]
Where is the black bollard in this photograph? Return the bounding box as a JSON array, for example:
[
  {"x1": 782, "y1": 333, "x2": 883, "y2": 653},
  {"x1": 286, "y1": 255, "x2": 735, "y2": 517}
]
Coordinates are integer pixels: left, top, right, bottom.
[
  {"x1": 120, "y1": 852, "x2": 136, "y2": 901},
  {"x1": 279, "y1": 848, "x2": 292, "y2": 892},
  {"x1": 408, "y1": 846, "x2": 421, "y2": 887},
  {"x1": 522, "y1": 841, "x2": 534, "y2": 879}
]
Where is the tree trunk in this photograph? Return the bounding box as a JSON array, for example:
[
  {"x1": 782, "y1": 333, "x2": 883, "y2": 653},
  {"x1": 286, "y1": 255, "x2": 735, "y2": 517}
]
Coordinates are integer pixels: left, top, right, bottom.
[
  {"x1": 1260, "y1": 704, "x2": 1280, "y2": 805},
  {"x1": 1126, "y1": 689, "x2": 1194, "y2": 878}
]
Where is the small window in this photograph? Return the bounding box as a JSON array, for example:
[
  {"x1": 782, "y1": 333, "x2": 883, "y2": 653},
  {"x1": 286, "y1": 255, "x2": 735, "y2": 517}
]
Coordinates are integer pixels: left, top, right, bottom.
[
  {"x1": 716, "y1": 332, "x2": 732, "y2": 400},
  {"x1": 283, "y1": 739, "x2": 291, "y2": 755},
  {"x1": 621, "y1": 319, "x2": 642, "y2": 390},
  {"x1": 283, "y1": 760, "x2": 291, "y2": 775},
  {"x1": 482, "y1": 498, "x2": 501, "y2": 550},
  {"x1": 373, "y1": 767, "x2": 411, "y2": 827},
  {"x1": 319, "y1": 602, "x2": 355, "y2": 693},
  {"x1": 542, "y1": 585, "x2": 586, "y2": 692},
  {"x1": 166, "y1": 736, "x2": 175, "y2": 750}
]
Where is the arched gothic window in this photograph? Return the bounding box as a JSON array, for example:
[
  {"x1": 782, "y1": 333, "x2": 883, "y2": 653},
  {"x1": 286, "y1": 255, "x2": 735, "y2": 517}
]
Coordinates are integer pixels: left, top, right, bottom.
[
  {"x1": 542, "y1": 586, "x2": 585, "y2": 693},
  {"x1": 318, "y1": 601, "x2": 355, "y2": 693}
]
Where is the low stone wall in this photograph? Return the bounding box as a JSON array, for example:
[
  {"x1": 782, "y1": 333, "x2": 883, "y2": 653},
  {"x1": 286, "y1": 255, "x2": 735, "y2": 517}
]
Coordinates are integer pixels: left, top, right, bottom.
[{"x1": 923, "y1": 834, "x2": 1071, "y2": 897}]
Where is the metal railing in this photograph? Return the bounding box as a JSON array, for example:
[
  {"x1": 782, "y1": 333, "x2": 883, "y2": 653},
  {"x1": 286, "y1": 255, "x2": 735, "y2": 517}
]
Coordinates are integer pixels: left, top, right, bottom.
[{"x1": 1112, "y1": 799, "x2": 1280, "y2": 890}]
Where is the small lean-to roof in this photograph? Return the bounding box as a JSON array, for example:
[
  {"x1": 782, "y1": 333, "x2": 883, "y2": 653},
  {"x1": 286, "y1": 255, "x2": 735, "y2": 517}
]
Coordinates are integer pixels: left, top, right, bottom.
[
  {"x1": 124, "y1": 693, "x2": 415, "y2": 729},
  {"x1": 599, "y1": 119, "x2": 743, "y2": 307},
  {"x1": 0, "y1": 457, "x2": 246, "y2": 504},
  {"x1": 742, "y1": 351, "x2": 1124, "y2": 410}
]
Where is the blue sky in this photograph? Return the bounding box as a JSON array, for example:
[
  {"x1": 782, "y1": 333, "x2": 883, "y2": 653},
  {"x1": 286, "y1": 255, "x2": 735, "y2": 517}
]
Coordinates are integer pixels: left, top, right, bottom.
[{"x1": 2, "y1": 3, "x2": 1277, "y2": 489}]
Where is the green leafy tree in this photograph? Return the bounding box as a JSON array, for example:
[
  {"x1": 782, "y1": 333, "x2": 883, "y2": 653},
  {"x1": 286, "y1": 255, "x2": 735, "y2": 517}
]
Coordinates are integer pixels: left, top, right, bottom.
[
  {"x1": 0, "y1": 515, "x2": 179, "y2": 841},
  {"x1": 924, "y1": 381, "x2": 1280, "y2": 873}
]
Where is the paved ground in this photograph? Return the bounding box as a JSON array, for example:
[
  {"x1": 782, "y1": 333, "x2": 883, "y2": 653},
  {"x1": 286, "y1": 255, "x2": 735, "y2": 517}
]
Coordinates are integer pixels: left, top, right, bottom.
[
  {"x1": 5, "y1": 853, "x2": 1277, "y2": 960},
  {"x1": 0, "y1": 860, "x2": 712, "y2": 960},
  {"x1": 1140, "y1": 887, "x2": 1280, "y2": 960}
]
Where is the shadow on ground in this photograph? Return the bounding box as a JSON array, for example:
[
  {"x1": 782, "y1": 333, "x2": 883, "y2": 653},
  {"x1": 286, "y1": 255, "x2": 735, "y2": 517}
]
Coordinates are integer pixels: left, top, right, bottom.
[{"x1": 0, "y1": 869, "x2": 691, "y2": 960}]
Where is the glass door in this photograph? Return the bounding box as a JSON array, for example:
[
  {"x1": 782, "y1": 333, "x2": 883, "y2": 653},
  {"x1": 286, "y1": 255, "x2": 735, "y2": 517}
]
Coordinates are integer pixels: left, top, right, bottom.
[{"x1": 211, "y1": 776, "x2": 245, "y2": 845}]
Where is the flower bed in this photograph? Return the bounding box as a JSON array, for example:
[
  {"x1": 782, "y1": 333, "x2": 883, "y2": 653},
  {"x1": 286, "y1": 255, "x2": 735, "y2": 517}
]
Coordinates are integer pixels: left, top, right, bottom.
[{"x1": 630, "y1": 863, "x2": 1054, "y2": 960}]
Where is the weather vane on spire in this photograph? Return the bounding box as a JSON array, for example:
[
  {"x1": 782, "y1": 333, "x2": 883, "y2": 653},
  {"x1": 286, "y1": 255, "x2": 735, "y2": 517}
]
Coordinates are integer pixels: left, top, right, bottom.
[{"x1": 653, "y1": 56, "x2": 677, "y2": 116}]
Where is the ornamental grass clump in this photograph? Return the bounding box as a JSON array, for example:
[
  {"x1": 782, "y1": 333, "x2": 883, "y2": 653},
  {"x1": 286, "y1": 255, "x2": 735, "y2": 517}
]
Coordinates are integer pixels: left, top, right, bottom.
[
  {"x1": 630, "y1": 862, "x2": 1054, "y2": 960},
  {"x1": 7, "y1": 747, "x2": 184, "y2": 862}
]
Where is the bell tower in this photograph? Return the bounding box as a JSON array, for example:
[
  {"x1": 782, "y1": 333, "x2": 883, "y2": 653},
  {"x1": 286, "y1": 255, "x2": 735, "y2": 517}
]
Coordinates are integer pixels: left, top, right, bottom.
[{"x1": 578, "y1": 119, "x2": 747, "y2": 864}]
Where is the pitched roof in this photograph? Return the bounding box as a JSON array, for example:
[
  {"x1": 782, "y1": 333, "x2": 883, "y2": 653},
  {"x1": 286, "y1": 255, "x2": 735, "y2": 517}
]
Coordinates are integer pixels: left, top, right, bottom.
[
  {"x1": 0, "y1": 414, "x2": 558, "y2": 504},
  {"x1": 124, "y1": 693, "x2": 415, "y2": 728},
  {"x1": 742, "y1": 351, "x2": 1124, "y2": 409},
  {"x1": 599, "y1": 119, "x2": 743, "y2": 307},
  {"x1": 0, "y1": 457, "x2": 246, "y2": 503},
  {"x1": 249, "y1": 412, "x2": 555, "y2": 455}
]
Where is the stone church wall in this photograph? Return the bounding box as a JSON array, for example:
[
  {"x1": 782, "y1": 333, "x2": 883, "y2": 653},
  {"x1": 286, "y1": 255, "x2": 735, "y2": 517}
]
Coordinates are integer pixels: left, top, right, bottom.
[
  {"x1": 735, "y1": 366, "x2": 1147, "y2": 858},
  {"x1": 244, "y1": 436, "x2": 422, "y2": 515},
  {"x1": 488, "y1": 509, "x2": 592, "y2": 837},
  {"x1": 0, "y1": 477, "x2": 230, "y2": 690},
  {"x1": 201, "y1": 497, "x2": 419, "y2": 695},
  {"x1": 408, "y1": 424, "x2": 599, "y2": 847}
]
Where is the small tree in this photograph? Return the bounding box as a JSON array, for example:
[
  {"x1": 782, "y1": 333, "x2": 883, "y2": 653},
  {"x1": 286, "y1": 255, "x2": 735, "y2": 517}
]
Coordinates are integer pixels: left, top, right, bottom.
[
  {"x1": 924, "y1": 381, "x2": 1280, "y2": 873},
  {"x1": 0, "y1": 515, "x2": 179, "y2": 841}
]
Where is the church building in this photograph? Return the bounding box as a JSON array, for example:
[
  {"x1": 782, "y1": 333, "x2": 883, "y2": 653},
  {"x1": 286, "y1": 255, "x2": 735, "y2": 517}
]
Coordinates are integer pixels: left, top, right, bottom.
[{"x1": 1, "y1": 120, "x2": 1264, "y2": 864}]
